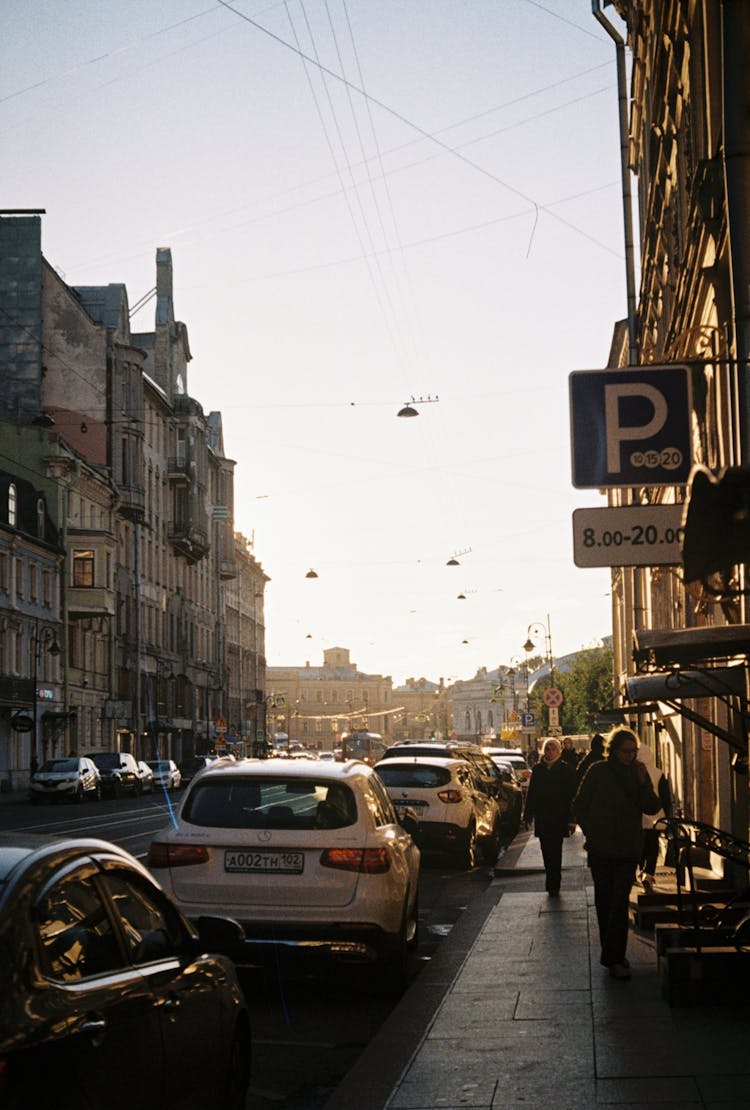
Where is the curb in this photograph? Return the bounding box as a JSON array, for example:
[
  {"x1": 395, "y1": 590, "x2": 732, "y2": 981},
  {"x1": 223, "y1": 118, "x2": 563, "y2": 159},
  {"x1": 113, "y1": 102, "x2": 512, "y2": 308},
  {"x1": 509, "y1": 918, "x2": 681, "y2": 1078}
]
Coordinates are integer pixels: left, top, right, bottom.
[{"x1": 323, "y1": 879, "x2": 504, "y2": 1110}]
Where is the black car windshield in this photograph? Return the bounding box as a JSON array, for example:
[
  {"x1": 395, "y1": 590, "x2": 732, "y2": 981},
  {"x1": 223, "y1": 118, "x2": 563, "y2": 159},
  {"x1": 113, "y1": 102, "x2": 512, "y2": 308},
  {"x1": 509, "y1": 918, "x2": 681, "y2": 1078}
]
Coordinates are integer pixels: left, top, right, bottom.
[
  {"x1": 182, "y1": 777, "x2": 357, "y2": 830},
  {"x1": 376, "y1": 764, "x2": 452, "y2": 788},
  {"x1": 92, "y1": 754, "x2": 122, "y2": 769},
  {"x1": 38, "y1": 759, "x2": 78, "y2": 773}
]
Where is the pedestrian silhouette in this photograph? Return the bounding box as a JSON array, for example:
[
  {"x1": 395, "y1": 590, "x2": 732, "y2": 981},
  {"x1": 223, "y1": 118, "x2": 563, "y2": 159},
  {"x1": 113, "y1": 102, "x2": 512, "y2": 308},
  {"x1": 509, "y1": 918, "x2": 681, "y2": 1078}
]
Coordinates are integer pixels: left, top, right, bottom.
[
  {"x1": 523, "y1": 737, "x2": 577, "y2": 897},
  {"x1": 573, "y1": 727, "x2": 661, "y2": 979}
]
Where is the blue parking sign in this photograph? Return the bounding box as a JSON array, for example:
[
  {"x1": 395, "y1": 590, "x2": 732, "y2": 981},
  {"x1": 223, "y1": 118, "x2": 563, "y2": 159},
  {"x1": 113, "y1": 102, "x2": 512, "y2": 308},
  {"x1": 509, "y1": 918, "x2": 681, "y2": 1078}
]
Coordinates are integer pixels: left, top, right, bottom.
[{"x1": 569, "y1": 365, "x2": 692, "y2": 488}]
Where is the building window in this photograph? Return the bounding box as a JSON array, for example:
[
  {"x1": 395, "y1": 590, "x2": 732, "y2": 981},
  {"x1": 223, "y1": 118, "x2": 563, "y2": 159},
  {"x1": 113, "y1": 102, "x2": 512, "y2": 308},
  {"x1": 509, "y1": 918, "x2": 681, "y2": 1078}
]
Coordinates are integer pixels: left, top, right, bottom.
[
  {"x1": 0, "y1": 553, "x2": 8, "y2": 593},
  {"x1": 73, "y1": 550, "x2": 95, "y2": 588},
  {"x1": 8, "y1": 484, "x2": 17, "y2": 527},
  {"x1": 36, "y1": 498, "x2": 45, "y2": 538}
]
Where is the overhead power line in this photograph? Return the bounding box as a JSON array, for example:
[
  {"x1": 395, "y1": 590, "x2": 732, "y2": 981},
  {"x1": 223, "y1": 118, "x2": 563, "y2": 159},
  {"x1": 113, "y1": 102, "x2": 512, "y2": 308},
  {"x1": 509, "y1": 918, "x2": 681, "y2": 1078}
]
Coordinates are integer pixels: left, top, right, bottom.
[{"x1": 215, "y1": 0, "x2": 619, "y2": 258}]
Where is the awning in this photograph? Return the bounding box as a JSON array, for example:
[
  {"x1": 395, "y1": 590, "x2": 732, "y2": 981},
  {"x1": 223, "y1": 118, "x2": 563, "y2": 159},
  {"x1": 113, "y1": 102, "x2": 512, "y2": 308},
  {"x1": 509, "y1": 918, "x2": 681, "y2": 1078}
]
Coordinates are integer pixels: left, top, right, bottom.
[
  {"x1": 624, "y1": 665, "x2": 747, "y2": 753},
  {"x1": 625, "y1": 666, "x2": 746, "y2": 703},
  {"x1": 633, "y1": 624, "x2": 750, "y2": 669}
]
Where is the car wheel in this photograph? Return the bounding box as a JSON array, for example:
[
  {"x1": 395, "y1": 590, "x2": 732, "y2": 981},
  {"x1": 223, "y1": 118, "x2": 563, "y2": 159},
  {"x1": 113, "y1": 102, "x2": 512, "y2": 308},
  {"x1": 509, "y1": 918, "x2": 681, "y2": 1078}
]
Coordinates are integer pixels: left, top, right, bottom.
[
  {"x1": 134, "y1": 779, "x2": 143, "y2": 797},
  {"x1": 455, "y1": 822, "x2": 478, "y2": 870},
  {"x1": 372, "y1": 919, "x2": 409, "y2": 998},
  {"x1": 481, "y1": 821, "x2": 501, "y2": 864},
  {"x1": 406, "y1": 892, "x2": 419, "y2": 952},
  {"x1": 94, "y1": 783, "x2": 102, "y2": 801},
  {"x1": 74, "y1": 785, "x2": 84, "y2": 804},
  {"x1": 220, "y1": 1019, "x2": 252, "y2": 1110}
]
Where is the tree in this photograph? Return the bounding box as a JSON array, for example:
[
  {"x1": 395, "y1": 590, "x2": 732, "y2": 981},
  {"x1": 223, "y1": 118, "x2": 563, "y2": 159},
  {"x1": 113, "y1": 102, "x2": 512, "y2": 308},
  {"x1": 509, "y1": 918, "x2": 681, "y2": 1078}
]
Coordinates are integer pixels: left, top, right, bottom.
[{"x1": 528, "y1": 646, "x2": 614, "y2": 735}]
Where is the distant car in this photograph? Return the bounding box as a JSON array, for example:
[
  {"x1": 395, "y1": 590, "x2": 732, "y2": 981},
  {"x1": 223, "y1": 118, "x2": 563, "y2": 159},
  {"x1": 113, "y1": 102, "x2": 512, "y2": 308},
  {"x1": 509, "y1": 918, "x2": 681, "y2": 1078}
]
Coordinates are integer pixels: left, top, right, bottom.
[
  {"x1": 483, "y1": 748, "x2": 532, "y2": 789},
  {"x1": 0, "y1": 833, "x2": 251, "y2": 1110},
  {"x1": 375, "y1": 756, "x2": 503, "y2": 867},
  {"x1": 136, "y1": 761, "x2": 155, "y2": 794},
  {"x1": 317, "y1": 751, "x2": 336, "y2": 762},
  {"x1": 90, "y1": 751, "x2": 141, "y2": 797},
  {"x1": 380, "y1": 740, "x2": 522, "y2": 832},
  {"x1": 179, "y1": 755, "x2": 217, "y2": 788},
  {"x1": 148, "y1": 757, "x2": 420, "y2": 994},
  {"x1": 29, "y1": 757, "x2": 101, "y2": 804},
  {"x1": 147, "y1": 759, "x2": 182, "y2": 791}
]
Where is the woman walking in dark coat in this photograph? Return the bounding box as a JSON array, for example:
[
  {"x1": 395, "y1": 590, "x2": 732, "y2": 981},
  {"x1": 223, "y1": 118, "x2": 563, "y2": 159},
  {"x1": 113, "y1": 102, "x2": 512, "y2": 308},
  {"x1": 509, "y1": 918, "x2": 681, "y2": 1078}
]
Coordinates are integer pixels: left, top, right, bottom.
[
  {"x1": 573, "y1": 727, "x2": 661, "y2": 979},
  {"x1": 523, "y1": 737, "x2": 577, "y2": 897}
]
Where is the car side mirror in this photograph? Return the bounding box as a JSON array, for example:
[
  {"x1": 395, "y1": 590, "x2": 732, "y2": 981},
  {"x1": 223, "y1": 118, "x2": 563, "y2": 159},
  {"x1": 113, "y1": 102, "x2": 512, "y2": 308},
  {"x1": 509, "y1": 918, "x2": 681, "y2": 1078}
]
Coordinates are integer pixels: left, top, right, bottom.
[
  {"x1": 394, "y1": 805, "x2": 419, "y2": 836},
  {"x1": 194, "y1": 915, "x2": 246, "y2": 961}
]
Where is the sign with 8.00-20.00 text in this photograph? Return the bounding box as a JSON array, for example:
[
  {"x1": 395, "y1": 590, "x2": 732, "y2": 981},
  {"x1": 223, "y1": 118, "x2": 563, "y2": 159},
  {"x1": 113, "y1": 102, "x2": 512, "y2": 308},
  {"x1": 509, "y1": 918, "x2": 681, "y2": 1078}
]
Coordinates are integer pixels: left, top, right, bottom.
[
  {"x1": 572, "y1": 504, "x2": 685, "y2": 568},
  {"x1": 569, "y1": 365, "x2": 692, "y2": 488}
]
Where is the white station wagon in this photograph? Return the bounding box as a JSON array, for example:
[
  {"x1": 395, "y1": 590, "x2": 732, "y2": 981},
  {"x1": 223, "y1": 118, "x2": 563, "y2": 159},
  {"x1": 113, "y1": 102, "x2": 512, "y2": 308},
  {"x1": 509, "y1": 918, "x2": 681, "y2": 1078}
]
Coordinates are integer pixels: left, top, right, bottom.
[{"x1": 147, "y1": 758, "x2": 420, "y2": 992}]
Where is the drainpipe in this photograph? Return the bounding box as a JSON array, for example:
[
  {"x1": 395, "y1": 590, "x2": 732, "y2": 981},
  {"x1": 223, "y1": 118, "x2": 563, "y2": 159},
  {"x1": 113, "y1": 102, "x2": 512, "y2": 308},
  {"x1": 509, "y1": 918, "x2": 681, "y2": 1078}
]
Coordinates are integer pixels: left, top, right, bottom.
[
  {"x1": 592, "y1": 0, "x2": 638, "y2": 366},
  {"x1": 721, "y1": 0, "x2": 750, "y2": 462}
]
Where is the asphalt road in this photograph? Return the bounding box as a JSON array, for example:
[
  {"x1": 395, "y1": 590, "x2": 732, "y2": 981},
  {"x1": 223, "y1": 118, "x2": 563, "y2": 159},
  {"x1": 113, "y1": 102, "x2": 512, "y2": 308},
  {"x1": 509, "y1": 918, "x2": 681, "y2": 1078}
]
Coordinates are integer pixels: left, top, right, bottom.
[{"x1": 3, "y1": 791, "x2": 508, "y2": 1109}]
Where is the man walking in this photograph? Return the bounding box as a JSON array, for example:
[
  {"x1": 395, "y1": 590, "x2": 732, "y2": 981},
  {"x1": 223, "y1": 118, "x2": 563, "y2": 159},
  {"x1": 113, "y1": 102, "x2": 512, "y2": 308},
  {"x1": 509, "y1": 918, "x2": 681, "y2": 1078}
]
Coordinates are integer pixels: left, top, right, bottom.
[{"x1": 523, "y1": 737, "x2": 577, "y2": 896}]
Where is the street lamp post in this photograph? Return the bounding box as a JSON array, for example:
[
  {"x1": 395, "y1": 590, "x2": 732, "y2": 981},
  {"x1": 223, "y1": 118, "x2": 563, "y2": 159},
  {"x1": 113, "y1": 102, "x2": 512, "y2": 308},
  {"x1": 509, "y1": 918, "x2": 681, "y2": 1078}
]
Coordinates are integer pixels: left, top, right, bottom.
[
  {"x1": 523, "y1": 615, "x2": 554, "y2": 686},
  {"x1": 523, "y1": 615, "x2": 556, "y2": 737},
  {"x1": 32, "y1": 620, "x2": 61, "y2": 766}
]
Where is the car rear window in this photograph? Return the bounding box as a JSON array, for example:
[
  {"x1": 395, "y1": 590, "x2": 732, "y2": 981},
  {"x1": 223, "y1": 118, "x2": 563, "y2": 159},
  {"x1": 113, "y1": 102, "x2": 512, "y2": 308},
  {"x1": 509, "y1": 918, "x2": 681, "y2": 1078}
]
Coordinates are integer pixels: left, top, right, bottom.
[
  {"x1": 182, "y1": 777, "x2": 358, "y2": 830},
  {"x1": 376, "y1": 764, "x2": 452, "y2": 789}
]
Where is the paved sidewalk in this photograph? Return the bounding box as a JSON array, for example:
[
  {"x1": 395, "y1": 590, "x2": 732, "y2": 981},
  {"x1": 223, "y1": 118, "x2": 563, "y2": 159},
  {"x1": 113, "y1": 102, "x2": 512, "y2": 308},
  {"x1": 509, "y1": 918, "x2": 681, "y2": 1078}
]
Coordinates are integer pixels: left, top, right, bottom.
[{"x1": 328, "y1": 829, "x2": 750, "y2": 1109}]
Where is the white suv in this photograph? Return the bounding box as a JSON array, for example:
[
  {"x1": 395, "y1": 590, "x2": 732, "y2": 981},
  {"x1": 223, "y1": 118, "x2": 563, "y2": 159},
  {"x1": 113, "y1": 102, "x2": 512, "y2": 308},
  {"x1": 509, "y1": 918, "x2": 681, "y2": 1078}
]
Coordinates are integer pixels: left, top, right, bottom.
[
  {"x1": 374, "y1": 756, "x2": 503, "y2": 868},
  {"x1": 147, "y1": 758, "x2": 420, "y2": 993}
]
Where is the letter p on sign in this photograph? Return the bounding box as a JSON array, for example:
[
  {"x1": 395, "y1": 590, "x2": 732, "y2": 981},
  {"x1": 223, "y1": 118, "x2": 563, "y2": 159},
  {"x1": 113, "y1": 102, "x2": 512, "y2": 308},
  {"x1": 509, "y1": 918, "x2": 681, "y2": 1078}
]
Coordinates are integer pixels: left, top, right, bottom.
[
  {"x1": 569, "y1": 366, "x2": 692, "y2": 489},
  {"x1": 605, "y1": 383, "x2": 667, "y2": 473}
]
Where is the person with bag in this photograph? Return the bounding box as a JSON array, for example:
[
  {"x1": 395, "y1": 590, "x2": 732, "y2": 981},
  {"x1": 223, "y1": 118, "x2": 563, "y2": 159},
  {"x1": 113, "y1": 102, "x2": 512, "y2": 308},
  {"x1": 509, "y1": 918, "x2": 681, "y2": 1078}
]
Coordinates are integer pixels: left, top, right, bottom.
[
  {"x1": 637, "y1": 745, "x2": 672, "y2": 891},
  {"x1": 523, "y1": 737, "x2": 577, "y2": 897},
  {"x1": 572, "y1": 727, "x2": 662, "y2": 979}
]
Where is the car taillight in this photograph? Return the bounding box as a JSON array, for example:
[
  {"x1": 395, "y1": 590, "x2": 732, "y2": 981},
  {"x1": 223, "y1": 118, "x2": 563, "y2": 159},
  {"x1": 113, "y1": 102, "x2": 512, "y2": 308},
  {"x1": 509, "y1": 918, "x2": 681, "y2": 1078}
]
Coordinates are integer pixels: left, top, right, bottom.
[
  {"x1": 437, "y1": 789, "x2": 463, "y2": 803},
  {"x1": 147, "y1": 842, "x2": 209, "y2": 868},
  {"x1": 320, "y1": 848, "x2": 391, "y2": 873}
]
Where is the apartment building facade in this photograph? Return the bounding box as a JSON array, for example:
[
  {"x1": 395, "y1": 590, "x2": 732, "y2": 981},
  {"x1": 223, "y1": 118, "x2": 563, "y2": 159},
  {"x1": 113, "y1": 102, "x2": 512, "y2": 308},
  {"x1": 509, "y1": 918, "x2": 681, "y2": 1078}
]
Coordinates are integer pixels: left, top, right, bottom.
[
  {"x1": 598, "y1": 1, "x2": 750, "y2": 842},
  {"x1": 0, "y1": 214, "x2": 266, "y2": 784}
]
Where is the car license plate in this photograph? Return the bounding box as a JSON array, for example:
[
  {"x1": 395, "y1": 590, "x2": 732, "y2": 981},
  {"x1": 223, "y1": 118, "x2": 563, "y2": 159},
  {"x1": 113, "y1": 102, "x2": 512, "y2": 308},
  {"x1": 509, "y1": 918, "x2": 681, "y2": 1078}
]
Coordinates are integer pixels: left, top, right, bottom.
[
  {"x1": 224, "y1": 849, "x2": 304, "y2": 874},
  {"x1": 396, "y1": 799, "x2": 428, "y2": 809}
]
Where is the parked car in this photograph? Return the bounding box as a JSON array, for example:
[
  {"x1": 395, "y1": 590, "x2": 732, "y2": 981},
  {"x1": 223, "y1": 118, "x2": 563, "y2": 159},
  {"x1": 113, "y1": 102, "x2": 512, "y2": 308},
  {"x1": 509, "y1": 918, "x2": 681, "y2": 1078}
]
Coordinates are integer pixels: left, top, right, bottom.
[
  {"x1": 28, "y1": 757, "x2": 101, "y2": 804},
  {"x1": 0, "y1": 833, "x2": 251, "y2": 1110},
  {"x1": 380, "y1": 740, "x2": 523, "y2": 834},
  {"x1": 90, "y1": 751, "x2": 141, "y2": 797},
  {"x1": 483, "y1": 747, "x2": 532, "y2": 789},
  {"x1": 147, "y1": 757, "x2": 420, "y2": 993},
  {"x1": 374, "y1": 756, "x2": 503, "y2": 867},
  {"x1": 136, "y1": 760, "x2": 155, "y2": 794},
  {"x1": 179, "y1": 754, "x2": 217, "y2": 787},
  {"x1": 147, "y1": 759, "x2": 182, "y2": 791}
]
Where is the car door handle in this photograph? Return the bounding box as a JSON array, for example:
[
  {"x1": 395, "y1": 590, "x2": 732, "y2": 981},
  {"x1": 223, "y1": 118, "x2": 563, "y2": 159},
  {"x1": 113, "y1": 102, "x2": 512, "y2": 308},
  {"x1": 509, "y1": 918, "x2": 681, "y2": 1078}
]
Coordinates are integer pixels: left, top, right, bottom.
[
  {"x1": 80, "y1": 1016, "x2": 107, "y2": 1033},
  {"x1": 79, "y1": 1015, "x2": 108, "y2": 1045}
]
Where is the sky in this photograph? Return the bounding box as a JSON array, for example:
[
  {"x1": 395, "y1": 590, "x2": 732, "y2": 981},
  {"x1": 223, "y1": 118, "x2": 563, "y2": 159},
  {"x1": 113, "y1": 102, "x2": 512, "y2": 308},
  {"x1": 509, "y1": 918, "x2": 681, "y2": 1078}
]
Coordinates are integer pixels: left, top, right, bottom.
[{"x1": 2, "y1": 0, "x2": 629, "y2": 686}]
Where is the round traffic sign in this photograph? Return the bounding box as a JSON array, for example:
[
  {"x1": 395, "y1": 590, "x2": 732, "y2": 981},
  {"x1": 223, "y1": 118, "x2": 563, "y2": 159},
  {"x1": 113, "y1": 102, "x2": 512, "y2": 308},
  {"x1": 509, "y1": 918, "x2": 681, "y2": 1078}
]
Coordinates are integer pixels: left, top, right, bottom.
[{"x1": 542, "y1": 687, "x2": 563, "y2": 708}]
